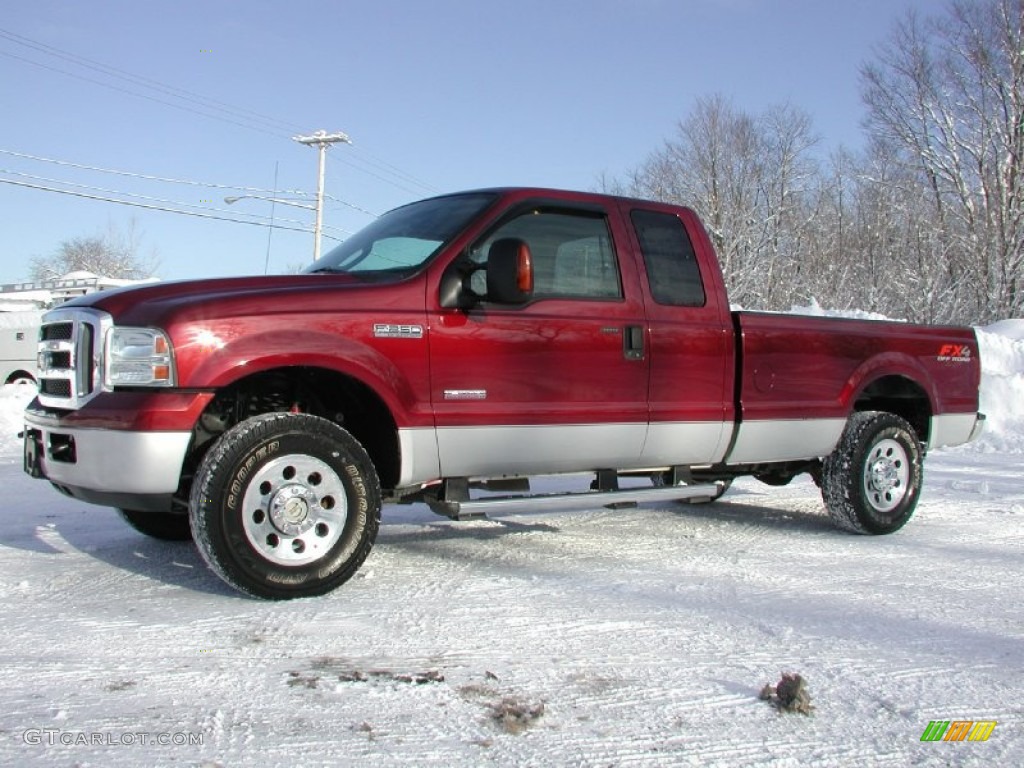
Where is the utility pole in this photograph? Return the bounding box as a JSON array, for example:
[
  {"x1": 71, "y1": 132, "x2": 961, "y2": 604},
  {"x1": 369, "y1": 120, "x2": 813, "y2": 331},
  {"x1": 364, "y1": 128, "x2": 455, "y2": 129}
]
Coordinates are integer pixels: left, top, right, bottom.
[{"x1": 292, "y1": 129, "x2": 351, "y2": 261}]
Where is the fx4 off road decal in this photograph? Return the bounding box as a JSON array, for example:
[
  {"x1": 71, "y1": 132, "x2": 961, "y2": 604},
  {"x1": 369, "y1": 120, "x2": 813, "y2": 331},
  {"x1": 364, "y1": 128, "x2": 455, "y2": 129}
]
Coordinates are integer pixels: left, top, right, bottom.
[{"x1": 937, "y1": 344, "x2": 972, "y2": 363}]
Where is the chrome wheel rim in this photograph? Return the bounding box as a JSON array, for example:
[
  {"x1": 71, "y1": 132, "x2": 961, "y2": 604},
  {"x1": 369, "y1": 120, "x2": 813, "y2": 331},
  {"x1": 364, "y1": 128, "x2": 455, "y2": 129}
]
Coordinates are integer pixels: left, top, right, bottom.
[
  {"x1": 241, "y1": 454, "x2": 348, "y2": 566},
  {"x1": 862, "y1": 438, "x2": 910, "y2": 513}
]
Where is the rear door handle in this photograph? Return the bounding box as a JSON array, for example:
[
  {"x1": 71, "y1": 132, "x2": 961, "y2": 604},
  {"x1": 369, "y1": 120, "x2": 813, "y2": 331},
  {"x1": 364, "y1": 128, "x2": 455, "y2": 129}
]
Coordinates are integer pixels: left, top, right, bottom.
[{"x1": 624, "y1": 325, "x2": 644, "y2": 360}]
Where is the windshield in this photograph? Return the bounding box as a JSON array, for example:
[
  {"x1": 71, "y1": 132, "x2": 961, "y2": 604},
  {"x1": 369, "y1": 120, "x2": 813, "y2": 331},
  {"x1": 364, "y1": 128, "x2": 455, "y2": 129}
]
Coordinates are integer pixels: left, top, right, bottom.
[{"x1": 305, "y1": 192, "x2": 497, "y2": 277}]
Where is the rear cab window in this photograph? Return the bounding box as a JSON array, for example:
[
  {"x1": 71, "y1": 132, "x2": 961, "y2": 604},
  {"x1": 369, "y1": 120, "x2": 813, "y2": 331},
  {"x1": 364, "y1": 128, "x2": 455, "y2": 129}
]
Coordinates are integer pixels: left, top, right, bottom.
[{"x1": 630, "y1": 209, "x2": 706, "y2": 307}]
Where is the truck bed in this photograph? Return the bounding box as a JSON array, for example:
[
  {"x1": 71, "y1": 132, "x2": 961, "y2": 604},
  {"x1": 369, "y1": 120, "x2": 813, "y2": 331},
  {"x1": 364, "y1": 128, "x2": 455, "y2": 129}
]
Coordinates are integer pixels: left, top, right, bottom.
[{"x1": 729, "y1": 311, "x2": 981, "y2": 462}]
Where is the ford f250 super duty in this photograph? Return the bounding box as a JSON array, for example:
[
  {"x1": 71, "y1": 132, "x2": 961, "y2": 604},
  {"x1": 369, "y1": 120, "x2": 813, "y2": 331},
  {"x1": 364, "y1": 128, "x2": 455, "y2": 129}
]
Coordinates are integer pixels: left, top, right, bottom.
[{"x1": 22, "y1": 188, "x2": 984, "y2": 598}]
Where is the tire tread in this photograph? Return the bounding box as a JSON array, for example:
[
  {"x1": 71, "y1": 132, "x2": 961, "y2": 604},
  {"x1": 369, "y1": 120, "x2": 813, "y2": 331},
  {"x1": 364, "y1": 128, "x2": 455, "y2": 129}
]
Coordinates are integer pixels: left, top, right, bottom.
[
  {"x1": 822, "y1": 411, "x2": 922, "y2": 535},
  {"x1": 189, "y1": 412, "x2": 381, "y2": 598}
]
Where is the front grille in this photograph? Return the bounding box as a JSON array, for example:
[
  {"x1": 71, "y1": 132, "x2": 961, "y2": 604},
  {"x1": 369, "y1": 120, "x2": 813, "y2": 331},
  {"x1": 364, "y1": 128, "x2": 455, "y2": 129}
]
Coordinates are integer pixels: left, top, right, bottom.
[
  {"x1": 40, "y1": 379, "x2": 72, "y2": 398},
  {"x1": 42, "y1": 351, "x2": 72, "y2": 369},
  {"x1": 36, "y1": 309, "x2": 110, "y2": 410},
  {"x1": 41, "y1": 322, "x2": 74, "y2": 342}
]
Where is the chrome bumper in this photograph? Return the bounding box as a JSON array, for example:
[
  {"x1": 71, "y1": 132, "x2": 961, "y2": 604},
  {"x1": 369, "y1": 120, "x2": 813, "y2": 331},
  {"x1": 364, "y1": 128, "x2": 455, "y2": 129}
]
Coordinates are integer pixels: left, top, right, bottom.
[
  {"x1": 968, "y1": 412, "x2": 987, "y2": 443},
  {"x1": 23, "y1": 416, "x2": 190, "y2": 496}
]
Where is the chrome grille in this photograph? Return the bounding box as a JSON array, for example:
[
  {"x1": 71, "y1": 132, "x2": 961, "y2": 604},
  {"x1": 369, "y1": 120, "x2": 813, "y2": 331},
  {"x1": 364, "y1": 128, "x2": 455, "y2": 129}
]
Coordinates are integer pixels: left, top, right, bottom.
[
  {"x1": 40, "y1": 379, "x2": 72, "y2": 398},
  {"x1": 36, "y1": 309, "x2": 111, "y2": 410},
  {"x1": 40, "y1": 322, "x2": 74, "y2": 342}
]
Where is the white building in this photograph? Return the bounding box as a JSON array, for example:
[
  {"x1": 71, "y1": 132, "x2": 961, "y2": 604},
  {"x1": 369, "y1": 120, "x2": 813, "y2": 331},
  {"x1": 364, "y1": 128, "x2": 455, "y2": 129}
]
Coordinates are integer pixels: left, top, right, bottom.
[
  {"x1": 0, "y1": 271, "x2": 158, "y2": 310},
  {"x1": 0, "y1": 273, "x2": 159, "y2": 384}
]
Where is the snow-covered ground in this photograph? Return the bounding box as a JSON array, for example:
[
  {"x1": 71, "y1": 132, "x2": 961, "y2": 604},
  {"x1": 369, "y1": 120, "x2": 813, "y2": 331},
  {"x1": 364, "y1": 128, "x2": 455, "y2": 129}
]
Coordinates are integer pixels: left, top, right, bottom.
[{"x1": 0, "y1": 323, "x2": 1021, "y2": 767}]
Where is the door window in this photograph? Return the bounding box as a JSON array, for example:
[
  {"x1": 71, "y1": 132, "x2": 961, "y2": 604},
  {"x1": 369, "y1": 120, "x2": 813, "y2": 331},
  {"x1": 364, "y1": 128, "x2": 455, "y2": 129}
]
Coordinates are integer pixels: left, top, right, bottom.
[{"x1": 469, "y1": 209, "x2": 622, "y2": 301}]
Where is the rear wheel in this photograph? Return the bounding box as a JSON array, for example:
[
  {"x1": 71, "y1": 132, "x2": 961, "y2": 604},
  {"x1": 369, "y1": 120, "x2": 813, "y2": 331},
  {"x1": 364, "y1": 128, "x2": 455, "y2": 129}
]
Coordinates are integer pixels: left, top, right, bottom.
[
  {"x1": 190, "y1": 412, "x2": 381, "y2": 599},
  {"x1": 822, "y1": 411, "x2": 923, "y2": 534},
  {"x1": 117, "y1": 509, "x2": 192, "y2": 541}
]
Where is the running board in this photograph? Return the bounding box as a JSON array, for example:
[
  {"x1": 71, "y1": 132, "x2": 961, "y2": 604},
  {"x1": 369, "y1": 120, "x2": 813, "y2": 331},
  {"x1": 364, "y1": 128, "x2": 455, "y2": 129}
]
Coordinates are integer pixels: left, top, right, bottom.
[{"x1": 427, "y1": 483, "x2": 722, "y2": 521}]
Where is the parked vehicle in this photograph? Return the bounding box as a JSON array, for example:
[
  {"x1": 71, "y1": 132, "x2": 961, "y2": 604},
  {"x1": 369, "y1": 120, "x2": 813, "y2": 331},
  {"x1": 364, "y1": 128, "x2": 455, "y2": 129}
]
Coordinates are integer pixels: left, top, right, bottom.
[
  {"x1": 23, "y1": 188, "x2": 984, "y2": 598},
  {"x1": 0, "y1": 311, "x2": 41, "y2": 385}
]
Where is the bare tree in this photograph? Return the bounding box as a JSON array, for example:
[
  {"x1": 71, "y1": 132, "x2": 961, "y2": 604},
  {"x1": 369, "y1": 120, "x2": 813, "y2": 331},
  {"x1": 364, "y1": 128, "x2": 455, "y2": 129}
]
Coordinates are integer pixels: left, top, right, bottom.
[
  {"x1": 30, "y1": 219, "x2": 160, "y2": 281},
  {"x1": 861, "y1": 0, "x2": 1024, "y2": 323},
  {"x1": 610, "y1": 1, "x2": 1021, "y2": 324},
  {"x1": 624, "y1": 95, "x2": 820, "y2": 310}
]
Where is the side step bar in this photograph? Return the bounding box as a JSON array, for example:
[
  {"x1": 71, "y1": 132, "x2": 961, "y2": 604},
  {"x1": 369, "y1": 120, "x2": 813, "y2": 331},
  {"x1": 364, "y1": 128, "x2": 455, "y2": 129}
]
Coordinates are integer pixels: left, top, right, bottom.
[{"x1": 427, "y1": 482, "x2": 724, "y2": 521}]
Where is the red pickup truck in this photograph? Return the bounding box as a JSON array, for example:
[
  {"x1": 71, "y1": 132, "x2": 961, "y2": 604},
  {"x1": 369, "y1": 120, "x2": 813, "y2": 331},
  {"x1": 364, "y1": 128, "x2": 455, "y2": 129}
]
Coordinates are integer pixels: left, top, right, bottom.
[{"x1": 23, "y1": 188, "x2": 984, "y2": 598}]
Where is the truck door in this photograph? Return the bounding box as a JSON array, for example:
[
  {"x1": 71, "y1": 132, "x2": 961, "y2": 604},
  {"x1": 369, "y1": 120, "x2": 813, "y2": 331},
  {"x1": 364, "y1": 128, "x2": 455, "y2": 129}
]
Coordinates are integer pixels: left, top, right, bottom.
[
  {"x1": 623, "y1": 204, "x2": 735, "y2": 466},
  {"x1": 428, "y1": 202, "x2": 650, "y2": 478}
]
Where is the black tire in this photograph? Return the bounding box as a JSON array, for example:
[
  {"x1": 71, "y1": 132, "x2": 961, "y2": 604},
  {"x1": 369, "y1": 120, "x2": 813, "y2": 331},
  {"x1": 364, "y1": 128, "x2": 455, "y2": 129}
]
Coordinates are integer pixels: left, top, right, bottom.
[
  {"x1": 652, "y1": 473, "x2": 733, "y2": 503},
  {"x1": 189, "y1": 413, "x2": 381, "y2": 599},
  {"x1": 822, "y1": 411, "x2": 923, "y2": 535},
  {"x1": 117, "y1": 509, "x2": 193, "y2": 541}
]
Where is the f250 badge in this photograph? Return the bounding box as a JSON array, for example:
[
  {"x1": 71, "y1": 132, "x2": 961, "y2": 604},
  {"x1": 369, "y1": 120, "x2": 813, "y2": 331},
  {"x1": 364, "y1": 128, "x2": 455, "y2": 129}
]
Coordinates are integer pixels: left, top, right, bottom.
[
  {"x1": 937, "y1": 344, "x2": 972, "y2": 362},
  {"x1": 373, "y1": 323, "x2": 424, "y2": 339}
]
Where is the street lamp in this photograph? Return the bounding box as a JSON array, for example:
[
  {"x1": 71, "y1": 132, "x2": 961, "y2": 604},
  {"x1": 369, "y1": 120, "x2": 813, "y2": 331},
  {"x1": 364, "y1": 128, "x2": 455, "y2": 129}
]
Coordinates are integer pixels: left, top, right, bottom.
[
  {"x1": 224, "y1": 194, "x2": 315, "y2": 210},
  {"x1": 225, "y1": 193, "x2": 319, "y2": 274},
  {"x1": 292, "y1": 130, "x2": 352, "y2": 261}
]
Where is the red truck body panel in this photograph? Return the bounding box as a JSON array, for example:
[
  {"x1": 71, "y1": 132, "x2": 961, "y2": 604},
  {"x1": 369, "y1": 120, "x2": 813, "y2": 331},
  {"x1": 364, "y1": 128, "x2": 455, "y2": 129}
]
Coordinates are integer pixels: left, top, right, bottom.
[{"x1": 736, "y1": 312, "x2": 980, "y2": 423}]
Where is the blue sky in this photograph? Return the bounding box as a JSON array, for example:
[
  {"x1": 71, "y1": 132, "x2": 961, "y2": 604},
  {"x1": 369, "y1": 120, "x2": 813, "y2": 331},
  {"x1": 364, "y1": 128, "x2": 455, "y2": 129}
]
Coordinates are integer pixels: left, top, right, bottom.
[{"x1": 1, "y1": 0, "x2": 937, "y2": 284}]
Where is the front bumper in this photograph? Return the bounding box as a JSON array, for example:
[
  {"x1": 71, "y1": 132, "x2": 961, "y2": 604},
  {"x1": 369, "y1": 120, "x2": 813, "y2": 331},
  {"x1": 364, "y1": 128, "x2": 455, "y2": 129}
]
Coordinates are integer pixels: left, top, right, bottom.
[
  {"x1": 23, "y1": 390, "x2": 213, "y2": 510},
  {"x1": 23, "y1": 421, "x2": 191, "y2": 496}
]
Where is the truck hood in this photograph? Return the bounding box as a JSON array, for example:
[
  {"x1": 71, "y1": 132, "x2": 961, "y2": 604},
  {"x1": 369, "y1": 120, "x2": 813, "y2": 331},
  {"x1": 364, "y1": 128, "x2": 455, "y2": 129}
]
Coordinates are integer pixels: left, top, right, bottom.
[{"x1": 58, "y1": 273, "x2": 419, "y2": 327}]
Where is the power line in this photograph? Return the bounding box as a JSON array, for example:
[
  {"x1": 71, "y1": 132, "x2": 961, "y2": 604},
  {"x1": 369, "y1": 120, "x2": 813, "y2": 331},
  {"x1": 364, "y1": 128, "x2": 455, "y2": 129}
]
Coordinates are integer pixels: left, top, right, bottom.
[
  {"x1": 0, "y1": 49, "x2": 283, "y2": 139},
  {"x1": 0, "y1": 27, "x2": 440, "y2": 196},
  {"x1": 0, "y1": 168, "x2": 347, "y2": 233},
  {"x1": 0, "y1": 177, "x2": 343, "y2": 241},
  {"x1": 0, "y1": 27, "x2": 299, "y2": 135},
  {"x1": 0, "y1": 147, "x2": 373, "y2": 219},
  {"x1": 321, "y1": 193, "x2": 379, "y2": 217},
  {"x1": 326, "y1": 152, "x2": 427, "y2": 196},
  {"x1": 338, "y1": 146, "x2": 441, "y2": 194},
  {"x1": 0, "y1": 147, "x2": 310, "y2": 196}
]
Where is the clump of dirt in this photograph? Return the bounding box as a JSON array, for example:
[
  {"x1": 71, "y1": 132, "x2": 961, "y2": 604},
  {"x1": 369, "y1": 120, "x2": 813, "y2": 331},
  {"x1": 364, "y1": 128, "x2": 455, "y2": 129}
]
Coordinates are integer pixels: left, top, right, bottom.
[
  {"x1": 486, "y1": 696, "x2": 545, "y2": 734},
  {"x1": 104, "y1": 680, "x2": 136, "y2": 692},
  {"x1": 286, "y1": 666, "x2": 444, "y2": 689},
  {"x1": 458, "y1": 674, "x2": 545, "y2": 735},
  {"x1": 759, "y1": 672, "x2": 813, "y2": 715}
]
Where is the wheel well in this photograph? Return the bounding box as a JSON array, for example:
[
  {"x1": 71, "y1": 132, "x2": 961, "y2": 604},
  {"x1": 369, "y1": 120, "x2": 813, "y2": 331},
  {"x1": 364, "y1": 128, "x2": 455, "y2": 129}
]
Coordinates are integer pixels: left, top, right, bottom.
[
  {"x1": 853, "y1": 376, "x2": 931, "y2": 444},
  {"x1": 184, "y1": 367, "x2": 400, "y2": 500},
  {"x1": 5, "y1": 370, "x2": 36, "y2": 385}
]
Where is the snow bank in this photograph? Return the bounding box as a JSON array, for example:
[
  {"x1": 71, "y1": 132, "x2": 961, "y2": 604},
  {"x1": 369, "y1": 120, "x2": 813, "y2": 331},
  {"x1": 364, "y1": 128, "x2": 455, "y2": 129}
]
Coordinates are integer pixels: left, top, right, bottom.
[
  {"x1": 787, "y1": 297, "x2": 899, "y2": 322},
  {"x1": 971, "y1": 319, "x2": 1024, "y2": 454},
  {"x1": 0, "y1": 385, "x2": 34, "y2": 455}
]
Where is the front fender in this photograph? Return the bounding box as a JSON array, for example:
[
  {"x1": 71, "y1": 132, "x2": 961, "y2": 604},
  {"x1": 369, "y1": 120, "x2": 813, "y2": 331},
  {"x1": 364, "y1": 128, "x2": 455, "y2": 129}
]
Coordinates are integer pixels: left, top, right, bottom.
[{"x1": 173, "y1": 324, "x2": 429, "y2": 426}]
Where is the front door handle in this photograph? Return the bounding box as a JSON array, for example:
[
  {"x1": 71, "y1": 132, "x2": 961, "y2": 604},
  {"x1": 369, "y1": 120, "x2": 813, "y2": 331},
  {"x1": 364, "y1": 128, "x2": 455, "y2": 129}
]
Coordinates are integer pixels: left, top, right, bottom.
[{"x1": 624, "y1": 325, "x2": 644, "y2": 360}]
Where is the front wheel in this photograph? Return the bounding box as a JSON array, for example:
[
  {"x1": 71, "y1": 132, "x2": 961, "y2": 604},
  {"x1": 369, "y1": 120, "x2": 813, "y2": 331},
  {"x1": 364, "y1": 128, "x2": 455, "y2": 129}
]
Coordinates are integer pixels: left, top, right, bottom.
[
  {"x1": 190, "y1": 413, "x2": 381, "y2": 599},
  {"x1": 821, "y1": 411, "x2": 923, "y2": 535}
]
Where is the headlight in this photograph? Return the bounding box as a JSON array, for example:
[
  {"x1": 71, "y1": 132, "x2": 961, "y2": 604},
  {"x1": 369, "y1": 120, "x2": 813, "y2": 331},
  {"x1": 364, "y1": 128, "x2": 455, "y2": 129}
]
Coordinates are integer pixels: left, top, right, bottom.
[{"x1": 104, "y1": 327, "x2": 176, "y2": 387}]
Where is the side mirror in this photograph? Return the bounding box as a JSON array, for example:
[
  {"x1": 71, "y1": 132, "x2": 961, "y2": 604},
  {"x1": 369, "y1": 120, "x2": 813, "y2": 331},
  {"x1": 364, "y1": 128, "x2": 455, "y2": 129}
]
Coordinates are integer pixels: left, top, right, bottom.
[
  {"x1": 439, "y1": 267, "x2": 470, "y2": 309},
  {"x1": 487, "y1": 238, "x2": 534, "y2": 304},
  {"x1": 439, "y1": 261, "x2": 486, "y2": 309}
]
